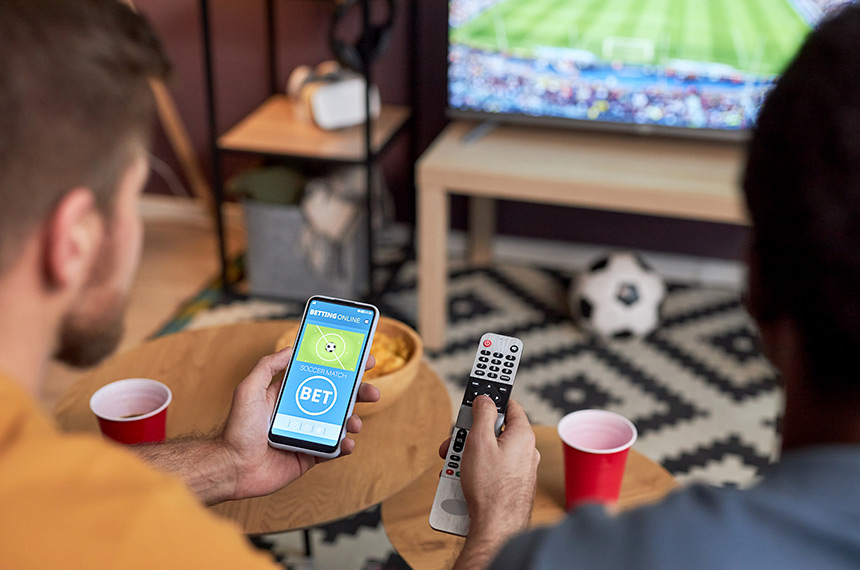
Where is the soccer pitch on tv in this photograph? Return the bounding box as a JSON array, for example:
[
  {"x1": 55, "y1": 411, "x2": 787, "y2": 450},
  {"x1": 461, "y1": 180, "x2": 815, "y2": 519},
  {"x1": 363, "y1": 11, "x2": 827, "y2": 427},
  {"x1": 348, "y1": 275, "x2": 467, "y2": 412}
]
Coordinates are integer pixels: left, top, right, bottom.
[{"x1": 451, "y1": 0, "x2": 811, "y2": 77}]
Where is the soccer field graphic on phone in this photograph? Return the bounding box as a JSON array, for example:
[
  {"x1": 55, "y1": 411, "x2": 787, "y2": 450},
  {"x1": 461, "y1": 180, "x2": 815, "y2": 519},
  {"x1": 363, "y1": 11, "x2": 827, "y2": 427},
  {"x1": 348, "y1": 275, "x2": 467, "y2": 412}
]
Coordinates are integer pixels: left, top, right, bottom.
[{"x1": 297, "y1": 324, "x2": 365, "y2": 370}]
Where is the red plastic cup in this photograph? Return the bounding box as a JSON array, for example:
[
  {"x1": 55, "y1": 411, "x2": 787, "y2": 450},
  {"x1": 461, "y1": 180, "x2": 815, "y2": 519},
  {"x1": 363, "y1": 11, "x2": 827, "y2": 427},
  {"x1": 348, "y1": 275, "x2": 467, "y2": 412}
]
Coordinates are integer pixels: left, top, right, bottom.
[
  {"x1": 558, "y1": 410, "x2": 637, "y2": 509},
  {"x1": 89, "y1": 379, "x2": 172, "y2": 445}
]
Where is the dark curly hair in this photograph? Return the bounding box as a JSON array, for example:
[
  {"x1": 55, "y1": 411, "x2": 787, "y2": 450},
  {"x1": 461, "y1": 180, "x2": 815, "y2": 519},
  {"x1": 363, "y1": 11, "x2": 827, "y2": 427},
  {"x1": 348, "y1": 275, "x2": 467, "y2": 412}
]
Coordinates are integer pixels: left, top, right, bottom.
[{"x1": 744, "y1": 3, "x2": 860, "y2": 397}]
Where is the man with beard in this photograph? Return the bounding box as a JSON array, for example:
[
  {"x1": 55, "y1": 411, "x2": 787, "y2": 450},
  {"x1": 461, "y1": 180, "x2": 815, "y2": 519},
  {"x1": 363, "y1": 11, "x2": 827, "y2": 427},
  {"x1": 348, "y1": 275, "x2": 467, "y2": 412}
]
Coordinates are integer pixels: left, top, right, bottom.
[{"x1": 0, "y1": 1, "x2": 377, "y2": 567}]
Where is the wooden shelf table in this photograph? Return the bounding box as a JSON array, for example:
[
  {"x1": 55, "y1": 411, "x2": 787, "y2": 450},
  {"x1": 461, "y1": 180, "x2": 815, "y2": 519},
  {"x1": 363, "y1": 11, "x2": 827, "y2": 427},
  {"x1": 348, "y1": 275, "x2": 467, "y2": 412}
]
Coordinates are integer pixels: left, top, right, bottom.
[
  {"x1": 198, "y1": 0, "x2": 414, "y2": 296},
  {"x1": 417, "y1": 121, "x2": 748, "y2": 349},
  {"x1": 219, "y1": 95, "x2": 411, "y2": 162}
]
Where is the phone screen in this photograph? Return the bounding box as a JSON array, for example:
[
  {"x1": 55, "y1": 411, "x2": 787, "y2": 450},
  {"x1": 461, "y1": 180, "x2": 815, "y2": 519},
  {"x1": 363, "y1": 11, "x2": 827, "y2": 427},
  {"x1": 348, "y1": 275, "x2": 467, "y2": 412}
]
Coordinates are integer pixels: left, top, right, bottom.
[{"x1": 269, "y1": 297, "x2": 378, "y2": 454}]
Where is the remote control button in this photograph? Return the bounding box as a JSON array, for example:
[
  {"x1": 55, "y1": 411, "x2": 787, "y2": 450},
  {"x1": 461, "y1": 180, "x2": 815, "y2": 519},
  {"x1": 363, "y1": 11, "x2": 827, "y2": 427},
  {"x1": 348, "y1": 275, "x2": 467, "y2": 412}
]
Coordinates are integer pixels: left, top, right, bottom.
[
  {"x1": 456, "y1": 471, "x2": 460, "y2": 477},
  {"x1": 488, "y1": 372, "x2": 498, "y2": 379},
  {"x1": 448, "y1": 462, "x2": 458, "y2": 469},
  {"x1": 491, "y1": 359, "x2": 502, "y2": 365},
  {"x1": 499, "y1": 386, "x2": 508, "y2": 392},
  {"x1": 446, "y1": 469, "x2": 454, "y2": 476},
  {"x1": 489, "y1": 366, "x2": 500, "y2": 372},
  {"x1": 479, "y1": 356, "x2": 489, "y2": 363},
  {"x1": 501, "y1": 375, "x2": 511, "y2": 381},
  {"x1": 475, "y1": 370, "x2": 486, "y2": 376},
  {"x1": 505, "y1": 355, "x2": 516, "y2": 361},
  {"x1": 451, "y1": 455, "x2": 461, "y2": 461},
  {"x1": 493, "y1": 352, "x2": 503, "y2": 358},
  {"x1": 480, "y1": 350, "x2": 490, "y2": 356},
  {"x1": 483, "y1": 339, "x2": 492, "y2": 347},
  {"x1": 510, "y1": 345, "x2": 519, "y2": 352},
  {"x1": 476, "y1": 363, "x2": 487, "y2": 369}
]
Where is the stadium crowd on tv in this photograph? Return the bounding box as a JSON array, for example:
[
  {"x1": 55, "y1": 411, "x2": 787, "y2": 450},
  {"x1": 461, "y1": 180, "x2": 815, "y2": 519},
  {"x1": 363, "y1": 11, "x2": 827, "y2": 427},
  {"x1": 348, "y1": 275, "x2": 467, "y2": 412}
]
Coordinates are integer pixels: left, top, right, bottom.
[{"x1": 449, "y1": 44, "x2": 770, "y2": 132}]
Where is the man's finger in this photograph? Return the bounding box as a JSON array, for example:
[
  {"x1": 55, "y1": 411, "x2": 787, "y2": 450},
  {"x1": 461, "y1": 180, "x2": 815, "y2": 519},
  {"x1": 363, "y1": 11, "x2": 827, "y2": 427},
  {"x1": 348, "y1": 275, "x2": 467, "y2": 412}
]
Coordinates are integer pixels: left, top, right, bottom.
[
  {"x1": 365, "y1": 354, "x2": 376, "y2": 371},
  {"x1": 357, "y1": 382, "x2": 381, "y2": 403},
  {"x1": 255, "y1": 348, "x2": 293, "y2": 377},
  {"x1": 265, "y1": 373, "x2": 285, "y2": 401},
  {"x1": 346, "y1": 414, "x2": 362, "y2": 434},
  {"x1": 266, "y1": 346, "x2": 293, "y2": 371},
  {"x1": 498, "y1": 400, "x2": 536, "y2": 453},
  {"x1": 467, "y1": 395, "x2": 500, "y2": 445},
  {"x1": 501, "y1": 399, "x2": 530, "y2": 431},
  {"x1": 438, "y1": 437, "x2": 451, "y2": 459},
  {"x1": 241, "y1": 348, "x2": 293, "y2": 393}
]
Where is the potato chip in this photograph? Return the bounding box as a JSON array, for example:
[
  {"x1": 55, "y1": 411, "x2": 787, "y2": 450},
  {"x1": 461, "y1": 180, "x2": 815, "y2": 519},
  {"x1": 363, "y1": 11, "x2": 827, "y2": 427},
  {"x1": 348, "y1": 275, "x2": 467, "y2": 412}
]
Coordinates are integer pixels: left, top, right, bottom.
[{"x1": 366, "y1": 331, "x2": 412, "y2": 379}]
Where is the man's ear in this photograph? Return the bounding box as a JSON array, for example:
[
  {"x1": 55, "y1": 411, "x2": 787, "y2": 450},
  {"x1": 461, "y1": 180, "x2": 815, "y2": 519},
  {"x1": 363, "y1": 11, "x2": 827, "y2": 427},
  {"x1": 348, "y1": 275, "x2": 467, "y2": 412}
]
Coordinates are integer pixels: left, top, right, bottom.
[{"x1": 42, "y1": 188, "x2": 105, "y2": 290}]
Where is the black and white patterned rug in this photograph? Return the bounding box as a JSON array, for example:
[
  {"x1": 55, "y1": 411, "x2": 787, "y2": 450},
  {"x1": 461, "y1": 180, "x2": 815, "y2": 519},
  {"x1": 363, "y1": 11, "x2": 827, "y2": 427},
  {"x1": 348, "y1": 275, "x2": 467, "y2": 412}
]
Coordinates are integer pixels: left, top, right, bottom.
[{"x1": 160, "y1": 259, "x2": 781, "y2": 569}]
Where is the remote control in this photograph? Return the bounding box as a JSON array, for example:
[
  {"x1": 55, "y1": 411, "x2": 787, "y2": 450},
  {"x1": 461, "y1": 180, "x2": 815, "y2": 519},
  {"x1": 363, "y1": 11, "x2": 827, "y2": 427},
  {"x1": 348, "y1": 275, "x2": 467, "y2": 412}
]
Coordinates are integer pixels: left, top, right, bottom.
[{"x1": 429, "y1": 333, "x2": 524, "y2": 536}]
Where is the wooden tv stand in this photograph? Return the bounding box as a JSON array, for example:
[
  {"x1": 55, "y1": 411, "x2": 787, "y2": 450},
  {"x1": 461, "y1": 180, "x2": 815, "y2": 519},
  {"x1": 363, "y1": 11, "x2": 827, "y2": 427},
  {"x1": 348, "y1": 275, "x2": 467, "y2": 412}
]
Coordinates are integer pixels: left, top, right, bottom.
[{"x1": 416, "y1": 121, "x2": 747, "y2": 350}]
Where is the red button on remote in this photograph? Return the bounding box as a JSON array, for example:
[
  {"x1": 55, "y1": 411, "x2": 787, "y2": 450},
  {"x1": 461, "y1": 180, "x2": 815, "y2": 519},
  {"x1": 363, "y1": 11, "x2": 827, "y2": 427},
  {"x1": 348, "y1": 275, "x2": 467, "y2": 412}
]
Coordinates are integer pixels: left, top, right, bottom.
[
  {"x1": 446, "y1": 469, "x2": 454, "y2": 475},
  {"x1": 483, "y1": 340, "x2": 492, "y2": 347}
]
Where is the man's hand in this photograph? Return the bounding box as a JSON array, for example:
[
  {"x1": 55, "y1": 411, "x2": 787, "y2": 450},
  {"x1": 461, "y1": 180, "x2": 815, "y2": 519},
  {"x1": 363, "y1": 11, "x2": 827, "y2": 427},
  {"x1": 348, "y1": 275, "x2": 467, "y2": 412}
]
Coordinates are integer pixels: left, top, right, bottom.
[
  {"x1": 444, "y1": 396, "x2": 540, "y2": 570},
  {"x1": 135, "y1": 347, "x2": 379, "y2": 505},
  {"x1": 219, "y1": 347, "x2": 379, "y2": 502}
]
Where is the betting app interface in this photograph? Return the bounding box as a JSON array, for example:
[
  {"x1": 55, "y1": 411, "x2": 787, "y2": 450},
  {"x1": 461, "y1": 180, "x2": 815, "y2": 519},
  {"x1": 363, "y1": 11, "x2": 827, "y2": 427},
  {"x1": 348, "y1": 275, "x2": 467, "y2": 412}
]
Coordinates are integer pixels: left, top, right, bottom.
[{"x1": 272, "y1": 299, "x2": 375, "y2": 447}]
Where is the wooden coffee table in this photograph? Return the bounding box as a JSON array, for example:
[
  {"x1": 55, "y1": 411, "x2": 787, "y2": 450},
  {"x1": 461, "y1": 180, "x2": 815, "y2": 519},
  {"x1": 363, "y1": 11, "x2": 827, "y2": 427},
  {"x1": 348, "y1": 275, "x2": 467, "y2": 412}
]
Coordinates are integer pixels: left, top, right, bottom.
[
  {"x1": 381, "y1": 425, "x2": 678, "y2": 569},
  {"x1": 53, "y1": 320, "x2": 452, "y2": 534}
]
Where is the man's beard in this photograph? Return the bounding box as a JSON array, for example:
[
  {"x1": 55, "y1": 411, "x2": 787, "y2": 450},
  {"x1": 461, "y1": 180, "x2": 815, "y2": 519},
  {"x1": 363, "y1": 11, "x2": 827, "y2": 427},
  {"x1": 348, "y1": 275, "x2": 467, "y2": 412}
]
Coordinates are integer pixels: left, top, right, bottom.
[
  {"x1": 54, "y1": 229, "x2": 129, "y2": 368},
  {"x1": 55, "y1": 292, "x2": 126, "y2": 368}
]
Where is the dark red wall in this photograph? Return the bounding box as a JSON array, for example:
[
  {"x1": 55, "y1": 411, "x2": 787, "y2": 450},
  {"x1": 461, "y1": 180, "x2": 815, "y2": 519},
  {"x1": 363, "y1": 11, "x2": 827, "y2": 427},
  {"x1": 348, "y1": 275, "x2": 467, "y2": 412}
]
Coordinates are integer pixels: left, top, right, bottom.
[{"x1": 139, "y1": 0, "x2": 746, "y2": 260}]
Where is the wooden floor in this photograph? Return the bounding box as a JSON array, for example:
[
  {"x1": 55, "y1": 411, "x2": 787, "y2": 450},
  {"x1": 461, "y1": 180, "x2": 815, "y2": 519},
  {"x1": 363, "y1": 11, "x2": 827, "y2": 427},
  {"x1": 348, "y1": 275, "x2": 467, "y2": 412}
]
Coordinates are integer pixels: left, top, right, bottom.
[{"x1": 42, "y1": 196, "x2": 244, "y2": 411}]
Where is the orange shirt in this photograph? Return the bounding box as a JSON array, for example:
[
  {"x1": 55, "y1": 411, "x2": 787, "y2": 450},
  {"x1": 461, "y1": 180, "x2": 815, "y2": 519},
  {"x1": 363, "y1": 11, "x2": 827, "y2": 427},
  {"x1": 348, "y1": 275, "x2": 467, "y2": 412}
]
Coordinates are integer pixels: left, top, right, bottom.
[{"x1": 0, "y1": 374, "x2": 279, "y2": 569}]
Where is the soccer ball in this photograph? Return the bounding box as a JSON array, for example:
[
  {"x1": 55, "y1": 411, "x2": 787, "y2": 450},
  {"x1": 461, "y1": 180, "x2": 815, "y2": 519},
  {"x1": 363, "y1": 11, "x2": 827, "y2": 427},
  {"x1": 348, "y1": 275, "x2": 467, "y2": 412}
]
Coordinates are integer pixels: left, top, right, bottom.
[
  {"x1": 325, "y1": 342, "x2": 337, "y2": 353},
  {"x1": 571, "y1": 252, "x2": 666, "y2": 338}
]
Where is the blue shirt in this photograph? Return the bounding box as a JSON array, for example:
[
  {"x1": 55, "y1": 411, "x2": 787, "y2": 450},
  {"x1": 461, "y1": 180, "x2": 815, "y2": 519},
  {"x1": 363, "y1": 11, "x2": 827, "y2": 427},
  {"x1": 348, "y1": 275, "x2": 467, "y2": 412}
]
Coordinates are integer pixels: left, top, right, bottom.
[{"x1": 491, "y1": 447, "x2": 860, "y2": 570}]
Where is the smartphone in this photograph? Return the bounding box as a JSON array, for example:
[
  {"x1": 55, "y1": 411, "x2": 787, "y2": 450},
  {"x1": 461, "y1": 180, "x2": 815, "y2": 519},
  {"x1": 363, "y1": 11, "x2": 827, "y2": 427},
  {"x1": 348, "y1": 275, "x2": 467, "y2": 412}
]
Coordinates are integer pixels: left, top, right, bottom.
[{"x1": 268, "y1": 295, "x2": 379, "y2": 458}]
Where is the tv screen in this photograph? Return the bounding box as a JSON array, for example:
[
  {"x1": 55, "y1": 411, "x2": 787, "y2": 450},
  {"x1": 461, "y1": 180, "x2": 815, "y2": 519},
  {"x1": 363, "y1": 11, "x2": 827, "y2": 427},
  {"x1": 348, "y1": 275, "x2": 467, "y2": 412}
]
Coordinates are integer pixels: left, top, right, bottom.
[{"x1": 448, "y1": 0, "x2": 853, "y2": 138}]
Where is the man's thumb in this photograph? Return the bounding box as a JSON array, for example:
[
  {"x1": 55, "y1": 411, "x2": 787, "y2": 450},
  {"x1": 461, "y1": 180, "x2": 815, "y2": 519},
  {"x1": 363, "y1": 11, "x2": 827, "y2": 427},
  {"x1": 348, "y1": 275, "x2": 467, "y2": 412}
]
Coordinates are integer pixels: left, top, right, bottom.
[{"x1": 470, "y1": 395, "x2": 499, "y2": 441}]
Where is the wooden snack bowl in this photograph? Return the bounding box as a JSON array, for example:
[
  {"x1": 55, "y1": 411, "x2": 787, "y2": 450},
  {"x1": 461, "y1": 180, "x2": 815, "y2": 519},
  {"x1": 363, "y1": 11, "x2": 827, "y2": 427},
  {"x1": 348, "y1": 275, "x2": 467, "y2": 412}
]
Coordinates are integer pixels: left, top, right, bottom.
[{"x1": 274, "y1": 316, "x2": 423, "y2": 417}]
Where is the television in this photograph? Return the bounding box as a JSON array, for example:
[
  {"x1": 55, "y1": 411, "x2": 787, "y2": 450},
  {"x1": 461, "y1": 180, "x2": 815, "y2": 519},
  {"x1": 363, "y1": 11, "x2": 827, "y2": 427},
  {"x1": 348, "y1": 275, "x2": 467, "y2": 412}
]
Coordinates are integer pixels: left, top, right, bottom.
[{"x1": 448, "y1": 0, "x2": 853, "y2": 140}]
